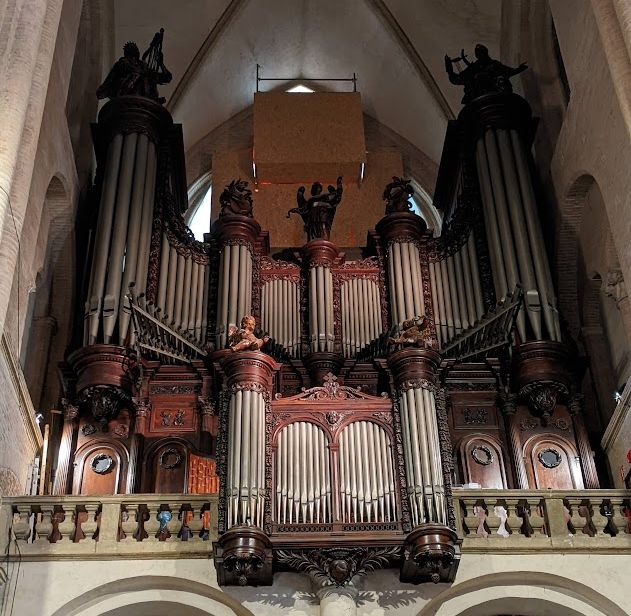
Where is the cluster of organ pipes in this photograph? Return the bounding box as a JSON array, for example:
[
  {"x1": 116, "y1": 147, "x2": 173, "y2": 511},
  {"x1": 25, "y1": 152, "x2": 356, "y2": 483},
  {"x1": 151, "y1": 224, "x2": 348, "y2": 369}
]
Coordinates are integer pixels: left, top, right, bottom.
[
  {"x1": 387, "y1": 241, "x2": 425, "y2": 326},
  {"x1": 338, "y1": 421, "x2": 397, "y2": 524},
  {"x1": 308, "y1": 264, "x2": 335, "y2": 352},
  {"x1": 429, "y1": 231, "x2": 485, "y2": 346},
  {"x1": 398, "y1": 386, "x2": 446, "y2": 527},
  {"x1": 216, "y1": 243, "x2": 253, "y2": 349},
  {"x1": 226, "y1": 388, "x2": 266, "y2": 529},
  {"x1": 155, "y1": 230, "x2": 210, "y2": 345},
  {"x1": 84, "y1": 132, "x2": 157, "y2": 345},
  {"x1": 340, "y1": 277, "x2": 382, "y2": 357},
  {"x1": 261, "y1": 278, "x2": 301, "y2": 357},
  {"x1": 275, "y1": 422, "x2": 332, "y2": 524},
  {"x1": 474, "y1": 127, "x2": 561, "y2": 341}
]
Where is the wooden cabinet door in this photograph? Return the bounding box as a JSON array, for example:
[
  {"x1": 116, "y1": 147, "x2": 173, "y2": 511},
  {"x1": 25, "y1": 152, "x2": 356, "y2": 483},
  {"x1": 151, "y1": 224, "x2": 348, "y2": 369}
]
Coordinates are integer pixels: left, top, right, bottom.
[{"x1": 529, "y1": 439, "x2": 583, "y2": 489}]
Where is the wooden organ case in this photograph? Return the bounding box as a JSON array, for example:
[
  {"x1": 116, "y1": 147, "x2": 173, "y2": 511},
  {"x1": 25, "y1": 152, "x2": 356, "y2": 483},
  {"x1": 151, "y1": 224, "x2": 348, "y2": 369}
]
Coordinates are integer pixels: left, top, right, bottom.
[{"x1": 54, "y1": 36, "x2": 602, "y2": 590}]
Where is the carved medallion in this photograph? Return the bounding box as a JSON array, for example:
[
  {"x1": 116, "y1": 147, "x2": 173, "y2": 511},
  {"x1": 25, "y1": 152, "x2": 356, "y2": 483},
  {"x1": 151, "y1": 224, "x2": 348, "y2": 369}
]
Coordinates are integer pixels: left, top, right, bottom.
[
  {"x1": 471, "y1": 445, "x2": 493, "y2": 466},
  {"x1": 538, "y1": 448, "x2": 562, "y2": 469}
]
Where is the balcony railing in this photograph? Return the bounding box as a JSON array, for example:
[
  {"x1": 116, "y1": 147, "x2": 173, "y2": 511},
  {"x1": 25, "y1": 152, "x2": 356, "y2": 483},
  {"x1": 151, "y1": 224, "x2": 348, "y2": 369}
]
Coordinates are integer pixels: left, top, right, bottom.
[
  {"x1": 453, "y1": 489, "x2": 631, "y2": 551},
  {"x1": 1, "y1": 490, "x2": 630, "y2": 560},
  {"x1": 0, "y1": 494, "x2": 218, "y2": 559}
]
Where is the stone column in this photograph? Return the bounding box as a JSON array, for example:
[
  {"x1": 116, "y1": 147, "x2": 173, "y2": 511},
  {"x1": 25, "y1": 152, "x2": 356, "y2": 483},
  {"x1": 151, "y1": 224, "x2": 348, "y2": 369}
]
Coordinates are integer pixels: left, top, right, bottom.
[
  {"x1": 0, "y1": 0, "x2": 64, "y2": 332},
  {"x1": 303, "y1": 239, "x2": 343, "y2": 383},
  {"x1": 52, "y1": 399, "x2": 78, "y2": 495},
  {"x1": 214, "y1": 216, "x2": 260, "y2": 349}
]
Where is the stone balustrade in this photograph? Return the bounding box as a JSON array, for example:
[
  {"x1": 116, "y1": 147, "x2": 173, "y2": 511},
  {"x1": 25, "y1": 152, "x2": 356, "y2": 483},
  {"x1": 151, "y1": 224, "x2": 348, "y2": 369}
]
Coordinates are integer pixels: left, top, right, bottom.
[
  {"x1": 1, "y1": 490, "x2": 630, "y2": 561},
  {"x1": 453, "y1": 489, "x2": 631, "y2": 551},
  {"x1": 0, "y1": 494, "x2": 218, "y2": 559}
]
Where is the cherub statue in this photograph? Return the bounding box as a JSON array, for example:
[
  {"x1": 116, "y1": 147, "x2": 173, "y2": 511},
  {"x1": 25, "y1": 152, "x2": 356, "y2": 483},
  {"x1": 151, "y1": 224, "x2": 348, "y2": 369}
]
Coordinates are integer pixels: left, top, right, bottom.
[
  {"x1": 444, "y1": 44, "x2": 527, "y2": 105},
  {"x1": 228, "y1": 316, "x2": 270, "y2": 352},
  {"x1": 389, "y1": 315, "x2": 437, "y2": 350},
  {"x1": 97, "y1": 29, "x2": 172, "y2": 103},
  {"x1": 219, "y1": 179, "x2": 254, "y2": 218},
  {"x1": 287, "y1": 176, "x2": 343, "y2": 241},
  {"x1": 383, "y1": 177, "x2": 415, "y2": 214}
]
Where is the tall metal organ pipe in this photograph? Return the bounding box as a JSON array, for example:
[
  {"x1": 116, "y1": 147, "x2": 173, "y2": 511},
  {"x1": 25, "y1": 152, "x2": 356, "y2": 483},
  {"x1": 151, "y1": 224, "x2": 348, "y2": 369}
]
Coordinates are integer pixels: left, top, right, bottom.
[
  {"x1": 469, "y1": 99, "x2": 561, "y2": 341},
  {"x1": 84, "y1": 98, "x2": 170, "y2": 346},
  {"x1": 389, "y1": 349, "x2": 447, "y2": 527},
  {"x1": 261, "y1": 278, "x2": 301, "y2": 357},
  {"x1": 429, "y1": 231, "x2": 485, "y2": 347},
  {"x1": 340, "y1": 277, "x2": 382, "y2": 357}
]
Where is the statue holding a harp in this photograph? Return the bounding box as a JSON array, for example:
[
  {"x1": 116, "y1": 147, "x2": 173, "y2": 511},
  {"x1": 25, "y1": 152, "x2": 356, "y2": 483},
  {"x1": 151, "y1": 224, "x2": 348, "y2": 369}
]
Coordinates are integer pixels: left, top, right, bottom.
[{"x1": 97, "y1": 28, "x2": 172, "y2": 103}]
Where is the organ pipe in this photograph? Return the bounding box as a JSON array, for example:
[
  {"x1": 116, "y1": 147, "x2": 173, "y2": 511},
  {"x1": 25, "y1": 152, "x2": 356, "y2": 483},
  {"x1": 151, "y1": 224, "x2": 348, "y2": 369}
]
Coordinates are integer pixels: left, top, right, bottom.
[
  {"x1": 340, "y1": 277, "x2": 382, "y2": 357},
  {"x1": 474, "y1": 124, "x2": 561, "y2": 341},
  {"x1": 260, "y1": 278, "x2": 301, "y2": 356},
  {"x1": 336, "y1": 421, "x2": 397, "y2": 523},
  {"x1": 398, "y1": 384, "x2": 446, "y2": 526},
  {"x1": 227, "y1": 387, "x2": 266, "y2": 528},
  {"x1": 429, "y1": 230, "x2": 486, "y2": 347}
]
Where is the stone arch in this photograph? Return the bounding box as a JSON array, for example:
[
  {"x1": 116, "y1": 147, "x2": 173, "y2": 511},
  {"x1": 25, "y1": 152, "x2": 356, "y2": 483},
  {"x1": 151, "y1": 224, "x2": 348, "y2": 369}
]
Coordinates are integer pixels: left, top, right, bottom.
[
  {"x1": 50, "y1": 575, "x2": 255, "y2": 616},
  {"x1": 417, "y1": 571, "x2": 627, "y2": 616},
  {"x1": 20, "y1": 174, "x2": 75, "y2": 410}
]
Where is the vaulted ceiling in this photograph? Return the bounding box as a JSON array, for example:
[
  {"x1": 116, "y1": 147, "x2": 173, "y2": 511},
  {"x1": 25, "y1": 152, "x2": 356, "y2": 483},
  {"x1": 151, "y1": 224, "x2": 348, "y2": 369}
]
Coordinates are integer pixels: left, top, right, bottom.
[{"x1": 112, "y1": 0, "x2": 501, "y2": 165}]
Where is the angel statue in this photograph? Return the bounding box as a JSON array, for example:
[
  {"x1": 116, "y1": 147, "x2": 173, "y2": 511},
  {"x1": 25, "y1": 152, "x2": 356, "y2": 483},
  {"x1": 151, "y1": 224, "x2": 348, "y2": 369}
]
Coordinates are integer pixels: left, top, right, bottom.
[
  {"x1": 383, "y1": 177, "x2": 415, "y2": 214},
  {"x1": 444, "y1": 43, "x2": 527, "y2": 105},
  {"x1": 389, "y1": 315, "x2": 437, "y2": 350},
  {"x1": 219, "y1": 179, "x2": 253, "y2": 218},
  {"x1": 97, "y1": 29, "x2": 172, "y2": 103},
  {"x1": 228, "y1": 316, "x2": 270, "y2": 352},
  {"x1": 287, "y1": 176, "x2": 343, "y2": 241}
]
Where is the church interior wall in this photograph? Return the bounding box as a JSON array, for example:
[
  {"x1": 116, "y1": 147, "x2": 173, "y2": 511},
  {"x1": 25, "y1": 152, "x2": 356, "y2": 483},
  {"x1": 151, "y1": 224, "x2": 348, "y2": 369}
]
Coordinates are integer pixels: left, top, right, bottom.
[{"x1": 6, "y1": 553, "x2": 630, "y2": 616}]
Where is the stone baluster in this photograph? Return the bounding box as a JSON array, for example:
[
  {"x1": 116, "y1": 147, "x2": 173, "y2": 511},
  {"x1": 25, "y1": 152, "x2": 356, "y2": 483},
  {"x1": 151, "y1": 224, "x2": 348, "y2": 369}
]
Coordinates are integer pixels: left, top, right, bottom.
[
  {"x1": 504, "y1": 497, "x2": 526, "y2": 537},
  {"x1": 12, "y1": 506, "x2": 32, "y2": 545},
  {"x1": 166, "y1": 502, "x2": 183, "y2": 541},
  {"x1": 589, "y1": 498, "x2": 610, "y2": 537},
  {"x1": 81, "y1": 504, "x2": 99, "y2": 541},
  {"x1": 462, "y1": 497, "x2": 482, "y2": 536},
  {"x1": 34, "y1": 505, "x2": 54, "y2": 544},
  {"x1": 610, "y1": 497, "x2": 630, "y2": 536},
  {"x1": 57, "y1": 507, "x2": 76, "y2": 542},
  {"x1": 144, "y1": 504, "x2": 161, "y2": 541},
  {"x1": 566, "y1": 497, "x2": 588, "y2": 536},
  {"x1": 121, "y1": 503, "x2": 140, "y2": 542},
  {"x1": 525, "y1": 497, "x2": 546, "y2": 536},
  {"x1": 187, "y1": 505, "x2": 204, "y2": 542}
]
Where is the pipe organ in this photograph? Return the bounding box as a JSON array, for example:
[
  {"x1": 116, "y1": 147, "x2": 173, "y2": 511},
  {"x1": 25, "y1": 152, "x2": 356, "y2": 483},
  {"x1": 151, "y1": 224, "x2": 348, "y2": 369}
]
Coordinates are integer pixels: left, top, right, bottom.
[{"x1": 56, "y1": 35, "x2": 602, "y2": 591}]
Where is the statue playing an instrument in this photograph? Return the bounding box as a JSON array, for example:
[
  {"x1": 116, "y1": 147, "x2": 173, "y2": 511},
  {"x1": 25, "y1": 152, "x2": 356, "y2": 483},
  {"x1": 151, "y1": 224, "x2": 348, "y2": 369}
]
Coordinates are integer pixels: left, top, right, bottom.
[
  {"x1": 219, "y1": 179, "x2": 254, "y2": 218},
  {"x1": 445, "y1": 44, "x2": 527, "y2": 105},
  {"x1": 228, "y1": 316, "x2": 270, "y2": 352},
  {"x1": 97, "y1": 29, "x2": 172, "y2": 103},
  {"x1": 389, "y1": 315, "x2": 437, "y2": 350},
  {"x1": 383, "y1": 176, "x2": 415, "y2": 215},
  {"x1": 287, "y1": 176, "x2": 343, "y2": 241}
]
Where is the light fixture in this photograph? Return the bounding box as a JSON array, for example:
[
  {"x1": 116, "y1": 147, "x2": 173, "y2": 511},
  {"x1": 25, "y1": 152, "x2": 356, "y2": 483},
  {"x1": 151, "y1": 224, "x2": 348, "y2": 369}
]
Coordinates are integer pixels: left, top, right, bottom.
[{"x1": 286, "y1": 84, "x2": 314, "y2": 93}]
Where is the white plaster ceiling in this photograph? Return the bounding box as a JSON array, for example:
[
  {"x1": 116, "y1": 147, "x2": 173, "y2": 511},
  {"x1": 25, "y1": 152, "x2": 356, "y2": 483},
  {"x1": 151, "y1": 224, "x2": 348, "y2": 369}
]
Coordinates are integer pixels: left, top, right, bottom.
[{"x1": 110, "y1": 0, "x2": 502, "y2": 164}]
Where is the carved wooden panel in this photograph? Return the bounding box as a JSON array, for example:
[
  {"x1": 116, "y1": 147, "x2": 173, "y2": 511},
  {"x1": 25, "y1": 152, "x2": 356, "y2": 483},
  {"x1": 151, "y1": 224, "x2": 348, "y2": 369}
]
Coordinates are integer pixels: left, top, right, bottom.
[
  {"x1": 75, "y1": 444, "x2": 126, "y2": 495},
  {"x1": 459, "y1": 435, "x2": 507, "y2": 489},
  {"x1": 525, "y1": 436, "x2": 583, "y2": 489},
  {"x1": 151, "y1": 442, "x2": 188, "y2": 493},
  {"x1": 149, "y1": 405, "x2": 196, "y2": 433},
  {"x1": 188, "y1": 453, "x2": 220, "y2": 494}
]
